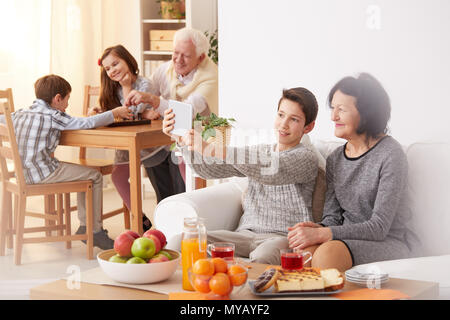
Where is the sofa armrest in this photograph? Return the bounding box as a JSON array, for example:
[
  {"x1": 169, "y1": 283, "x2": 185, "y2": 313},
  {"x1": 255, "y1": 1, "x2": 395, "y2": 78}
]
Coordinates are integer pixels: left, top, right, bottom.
[{"x1": 154, "y1": 179, "x2": 247, "y2": 250}]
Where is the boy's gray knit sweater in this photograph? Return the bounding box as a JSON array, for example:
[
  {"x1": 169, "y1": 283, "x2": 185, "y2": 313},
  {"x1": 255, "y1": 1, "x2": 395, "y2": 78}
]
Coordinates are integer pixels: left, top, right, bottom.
[{"x1": 181, "y1": 143, "x2": 318, "y2": 235}]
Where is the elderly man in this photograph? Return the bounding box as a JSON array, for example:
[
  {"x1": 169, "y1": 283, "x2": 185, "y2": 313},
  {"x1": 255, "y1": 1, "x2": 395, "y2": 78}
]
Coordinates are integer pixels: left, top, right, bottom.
[{"x1": 126, "y1": 27, "x2": 218, "y2": 203}]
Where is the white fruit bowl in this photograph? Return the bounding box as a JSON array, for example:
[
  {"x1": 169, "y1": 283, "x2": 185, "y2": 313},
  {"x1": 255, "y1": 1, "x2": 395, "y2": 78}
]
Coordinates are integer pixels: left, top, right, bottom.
[{"x1": 97, "y1": 249, "x2": 181, "y2": 284}]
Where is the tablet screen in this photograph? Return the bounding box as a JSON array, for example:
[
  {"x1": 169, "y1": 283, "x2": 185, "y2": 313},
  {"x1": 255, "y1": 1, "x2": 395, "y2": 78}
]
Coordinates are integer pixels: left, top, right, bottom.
[{"x1": 169, "y1": 100, "x2": 193, "y2": 136}]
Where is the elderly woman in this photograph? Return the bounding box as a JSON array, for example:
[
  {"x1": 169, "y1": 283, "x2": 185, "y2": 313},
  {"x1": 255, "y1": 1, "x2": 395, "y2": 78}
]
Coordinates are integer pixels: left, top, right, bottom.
[{"x1": 287, "y1": 73, "x2": 419, "y2": 271}]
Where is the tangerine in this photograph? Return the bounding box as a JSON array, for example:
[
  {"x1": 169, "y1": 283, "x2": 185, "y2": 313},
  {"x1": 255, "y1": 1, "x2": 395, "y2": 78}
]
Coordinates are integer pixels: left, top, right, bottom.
[
  {"x1": 209, "y1": 272, "x2": 232, "y2": 296},
  {"x1": 192, "y1": 274, "x2": 211, "y2": 293},
  {"x1": 227, "y1": 264, "x2": 248, "y2": 286},
  {"x1": 211, "y1": 257, "x2": 228, "y2": 273},
  {"x1": 192, "y1": 258, "x2": 214, "y2": 276}
]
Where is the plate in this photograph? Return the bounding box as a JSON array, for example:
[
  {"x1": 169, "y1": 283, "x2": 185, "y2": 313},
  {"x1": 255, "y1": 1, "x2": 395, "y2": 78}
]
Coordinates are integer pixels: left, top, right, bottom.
[
  {"x1": 345, "y1": 278, "x2": 389, "y2": 285},
  {"x1": 248, "y1": 280, "x2": 342, "y2": 297},
  {"x1": 345, "y1": 269, "x2": 389, "y2": 281}
]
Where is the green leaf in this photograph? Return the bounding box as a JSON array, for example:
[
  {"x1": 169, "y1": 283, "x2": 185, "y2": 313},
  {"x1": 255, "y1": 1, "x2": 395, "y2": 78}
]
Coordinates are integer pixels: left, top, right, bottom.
[{"x1": 202, "y1": 128, "x2": 216, "y2": 141}]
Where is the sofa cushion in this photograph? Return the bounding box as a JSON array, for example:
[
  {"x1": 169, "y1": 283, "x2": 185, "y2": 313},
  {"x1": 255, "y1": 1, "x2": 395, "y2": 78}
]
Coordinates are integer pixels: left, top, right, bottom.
[{"x1": 406, "y1": 142, "x2": 450, "y2": 256}]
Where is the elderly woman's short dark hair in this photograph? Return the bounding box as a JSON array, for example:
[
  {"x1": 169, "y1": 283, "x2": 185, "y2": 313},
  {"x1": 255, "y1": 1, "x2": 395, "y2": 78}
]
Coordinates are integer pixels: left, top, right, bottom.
[{"x1": 327, "y1": 73, "x2": 391, "y2": 139}]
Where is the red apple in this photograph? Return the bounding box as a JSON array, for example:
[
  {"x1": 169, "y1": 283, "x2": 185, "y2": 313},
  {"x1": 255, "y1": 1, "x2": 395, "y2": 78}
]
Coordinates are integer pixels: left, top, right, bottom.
[
  {"x1": 114, "y1": 231, "x2": 136, "y2": 257},
  {"x1": 143, "y1": 229, "x2": 167, "y2": 248},
  {"x1": 144, "y1": 234, "x2": 161, "y2": 254},
  {"x1": 149, "y1": 253, "x2": 169, "y2": 263},
  {"x1": 124, "y1": 230, "x2": 140, "y2": 239}
]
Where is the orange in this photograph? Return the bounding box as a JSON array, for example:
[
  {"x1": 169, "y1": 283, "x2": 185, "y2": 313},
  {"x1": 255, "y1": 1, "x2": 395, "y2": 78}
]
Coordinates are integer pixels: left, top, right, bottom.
[
  {"x1": 209, "y1": 272, "x2": 232, "y2": 296},
  {"x1": 211, "y1": 257, "x2": 228, "y2": 274},
  {"x1": 192, "y1": 274, "x2": 211, "y2": 293},
  {"x1": 192, "y1": 258, "x2": 214, "y2": 276},
  {"x1": 227, "y1": 264, "x2": 248, "y2": 286}
]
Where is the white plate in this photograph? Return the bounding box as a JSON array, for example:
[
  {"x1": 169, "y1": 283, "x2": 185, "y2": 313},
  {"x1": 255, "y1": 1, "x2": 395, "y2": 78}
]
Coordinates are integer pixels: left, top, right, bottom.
[
  {"x1": 345, "y1": 277, "x2": 389, "y2": 286},
  {"x1": 248, "y1": 281, "x2": 342, "y2": 297},
  {"x1": 345, "y1": 269, "x2": 388, "y2": 280},
  {"x1": 345, "y1": 274, "x2": 389, "y2": 281}
]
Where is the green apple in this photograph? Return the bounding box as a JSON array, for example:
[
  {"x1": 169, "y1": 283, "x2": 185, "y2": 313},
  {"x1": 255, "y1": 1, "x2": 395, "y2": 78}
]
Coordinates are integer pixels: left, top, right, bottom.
[
  {"x1": 131, "y1": 237, "x2": 156, "y2": 259},
  {"x1": 109, "y1": 254, "x2": 129, "y2": 263},
  {"x1": 126, "y1": 257, "x2": 147, "y2": 264},
  {"x1": 159, "y1": 250, "x2": 173, "y2": 260}
]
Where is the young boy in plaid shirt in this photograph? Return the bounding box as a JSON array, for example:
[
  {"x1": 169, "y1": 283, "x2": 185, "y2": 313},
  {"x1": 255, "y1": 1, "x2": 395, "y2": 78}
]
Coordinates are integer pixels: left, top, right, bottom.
[{"x1": 1, "y1": 75, "x2": 132, "y2": 249}]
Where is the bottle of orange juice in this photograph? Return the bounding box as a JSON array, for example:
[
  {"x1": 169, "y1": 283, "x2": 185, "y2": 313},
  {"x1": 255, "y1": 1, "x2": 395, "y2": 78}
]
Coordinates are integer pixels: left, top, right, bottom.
[{"x1": 181, "y1": 217, "x2": 207, "y2": 291}]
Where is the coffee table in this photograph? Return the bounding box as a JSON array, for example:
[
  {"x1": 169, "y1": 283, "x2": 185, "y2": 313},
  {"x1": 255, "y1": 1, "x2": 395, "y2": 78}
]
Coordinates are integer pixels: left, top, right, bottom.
[{"x1": 29, "y1": 263, "x2": 438, "y2": 300}]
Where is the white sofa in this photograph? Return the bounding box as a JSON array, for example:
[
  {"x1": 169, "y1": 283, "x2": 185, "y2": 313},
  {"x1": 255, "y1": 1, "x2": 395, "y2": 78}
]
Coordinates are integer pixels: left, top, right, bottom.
[{"x1": 154, "y1": 140, "x2": 450, "y2": 299}]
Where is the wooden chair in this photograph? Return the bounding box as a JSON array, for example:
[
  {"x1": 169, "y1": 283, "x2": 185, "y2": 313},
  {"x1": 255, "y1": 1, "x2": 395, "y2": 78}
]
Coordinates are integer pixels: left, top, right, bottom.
[
  {"x1": 0, "y1": 100, "x2": 94, "y2": 265},
  {"x1": 0, "y1": 89, "x2": 15, "y2": 250},
  {"x1": 63, "y1": 85, "x2": 130, "y2": 228}
]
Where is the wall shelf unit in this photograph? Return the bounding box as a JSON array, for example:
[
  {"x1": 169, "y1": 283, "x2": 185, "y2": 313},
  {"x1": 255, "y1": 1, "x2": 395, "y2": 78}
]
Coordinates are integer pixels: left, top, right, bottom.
[{"x1": 139, "y1": 0, "x2": 218, "y2": 78}]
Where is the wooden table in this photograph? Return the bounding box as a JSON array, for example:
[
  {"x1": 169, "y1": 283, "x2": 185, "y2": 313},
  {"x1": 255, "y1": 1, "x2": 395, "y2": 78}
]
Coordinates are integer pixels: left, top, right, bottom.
[
  {"x1": 59, "y1": 121, "x2": 171, "y2": 234},
  {"x1": 30, "y1": 263, "x2": 439, "y2": 300}
]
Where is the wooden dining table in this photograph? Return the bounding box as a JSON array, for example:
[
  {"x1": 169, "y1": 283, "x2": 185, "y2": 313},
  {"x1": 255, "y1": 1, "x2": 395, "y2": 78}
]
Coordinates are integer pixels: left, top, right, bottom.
[{"x1": 58, "y1": 120, "x2": 171, "y2": 235}]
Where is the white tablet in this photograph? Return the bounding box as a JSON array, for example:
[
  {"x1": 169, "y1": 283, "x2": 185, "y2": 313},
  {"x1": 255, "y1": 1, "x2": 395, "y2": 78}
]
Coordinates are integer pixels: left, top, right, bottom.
[{"x1": 169, "y1": 100, "x2": 193, "y2": 136}]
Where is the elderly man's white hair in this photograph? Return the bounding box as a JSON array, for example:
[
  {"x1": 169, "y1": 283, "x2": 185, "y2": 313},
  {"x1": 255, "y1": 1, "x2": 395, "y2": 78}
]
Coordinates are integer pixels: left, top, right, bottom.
[{"x1": 173, "y1": 27, "x2": 210, "y2": 57}]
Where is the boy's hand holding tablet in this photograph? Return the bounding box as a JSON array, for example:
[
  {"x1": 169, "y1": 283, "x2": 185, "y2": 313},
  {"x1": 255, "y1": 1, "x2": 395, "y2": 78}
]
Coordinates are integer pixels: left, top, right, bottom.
[{"x1": 162, "y1": 100, "x2": 193, "y2": 140}]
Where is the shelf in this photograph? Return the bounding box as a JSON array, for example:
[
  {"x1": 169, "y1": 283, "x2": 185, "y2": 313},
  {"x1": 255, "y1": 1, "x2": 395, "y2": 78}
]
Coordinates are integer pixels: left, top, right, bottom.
[
  {"x1": 142, "y1": 19, "x2": 186, "y2": 24},
  {"x1": 143, "y1": 51, "x2": 173, "y2": 56}
]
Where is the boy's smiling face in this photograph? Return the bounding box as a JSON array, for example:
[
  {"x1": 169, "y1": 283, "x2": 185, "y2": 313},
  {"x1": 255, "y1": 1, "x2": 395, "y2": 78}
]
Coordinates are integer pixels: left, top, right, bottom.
[
  {"x1": 51, "y1": 93, "x2": 71, "y2": 112},
  {"x1": 274, "y1": 98, "x2": 315, "y2": 151}
]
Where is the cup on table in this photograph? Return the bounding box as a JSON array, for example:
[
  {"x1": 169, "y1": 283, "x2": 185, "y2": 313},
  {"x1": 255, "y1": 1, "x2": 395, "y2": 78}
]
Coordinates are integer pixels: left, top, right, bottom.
[
  {"x1": 207, "y1": 242, "x2": 235, "y2": 260},
  {"x1": 280, "y1": 248, "x2": 312, "y2": 270}
]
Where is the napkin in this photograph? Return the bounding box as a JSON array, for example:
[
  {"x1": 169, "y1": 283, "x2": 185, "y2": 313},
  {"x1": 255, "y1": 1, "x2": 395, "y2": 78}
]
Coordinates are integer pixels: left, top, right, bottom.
[{"x1": 332, "y1": 288, "x2": 410, "y2": 300}]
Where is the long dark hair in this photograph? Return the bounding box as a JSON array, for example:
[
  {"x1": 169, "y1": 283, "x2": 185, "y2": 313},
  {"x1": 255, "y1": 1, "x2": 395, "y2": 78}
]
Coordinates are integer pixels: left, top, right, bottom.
[{"x1": 99, "y1": 45, "x2": 139, "y2": 111}]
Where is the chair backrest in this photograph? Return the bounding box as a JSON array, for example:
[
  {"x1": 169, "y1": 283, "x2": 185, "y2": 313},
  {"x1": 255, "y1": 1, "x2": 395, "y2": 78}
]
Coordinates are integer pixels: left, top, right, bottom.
[
  {"x1": 83, "y1": 85, "x2": 100, "y2": 116},
  {"x1": 0, "y1": 88, "x2": 15, "y2": 113},
  {"x1": 0, "y1": 101, "x2": 27, "y2": 188},
  {"x1": 80, "y1": 85, "x2": 100, "y2": 159}
]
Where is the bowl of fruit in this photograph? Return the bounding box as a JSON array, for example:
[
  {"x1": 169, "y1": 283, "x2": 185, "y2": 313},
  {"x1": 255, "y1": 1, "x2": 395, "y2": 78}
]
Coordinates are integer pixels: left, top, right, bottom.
[
  {"x1": 188, "y1": 258, "x2": 248, "y2": 300},
  {"x1": 97, "y1": 229, "x2": 181, "y2": 284}
]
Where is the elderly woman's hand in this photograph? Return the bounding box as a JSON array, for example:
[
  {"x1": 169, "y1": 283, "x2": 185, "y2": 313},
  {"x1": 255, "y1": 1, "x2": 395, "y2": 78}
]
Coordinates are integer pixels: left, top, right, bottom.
[{"x1": 287, "y1": 222, "x2": 332, "y2": 251}]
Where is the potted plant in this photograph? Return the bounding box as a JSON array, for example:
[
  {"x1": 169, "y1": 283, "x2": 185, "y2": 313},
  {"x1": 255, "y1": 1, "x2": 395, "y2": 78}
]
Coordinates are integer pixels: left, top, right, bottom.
[
  {"x1": 170, "y1": 113, "x2": 236, "y2": 151},
  {"x1": 204, "y1": 29, "x2": 218, "y2": 65},
  {"x1": 157, "y1": 0, "x2": 186, "y2": 19},
  {"x1": 194, "y1": 113, "x2": 236, "y2": 145}
]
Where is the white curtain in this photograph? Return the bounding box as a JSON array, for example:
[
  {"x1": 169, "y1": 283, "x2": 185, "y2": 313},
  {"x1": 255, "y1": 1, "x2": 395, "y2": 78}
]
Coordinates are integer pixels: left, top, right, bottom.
[
  {"x1": 50, "y1": 0, "x2": 103, "y2": 116},
  {"x1": 0, "y1": 0, "x2": 104, "y2": 115},
  {"x1": 0, "y1": 0, "x2": 52, "y2": 110}
]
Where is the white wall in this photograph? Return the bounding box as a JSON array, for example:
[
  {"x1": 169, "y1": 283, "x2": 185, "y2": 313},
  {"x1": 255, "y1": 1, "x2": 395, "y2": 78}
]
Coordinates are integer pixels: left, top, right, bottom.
[{"x1": 218, "y1": 0, "x2": 450, "y2": 145}]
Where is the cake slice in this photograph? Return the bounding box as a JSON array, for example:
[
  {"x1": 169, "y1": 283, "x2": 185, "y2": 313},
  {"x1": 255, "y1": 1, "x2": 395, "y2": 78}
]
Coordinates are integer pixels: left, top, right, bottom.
[
  {"x1": 321, "y1": 268, "x2": 345, "y2": 291},
  {"x1": 273, "y1": 267, "x2": 345, "y2": 292},
  {"x1": 275, "y1": 268, "x2": 325, "y2": 292}
]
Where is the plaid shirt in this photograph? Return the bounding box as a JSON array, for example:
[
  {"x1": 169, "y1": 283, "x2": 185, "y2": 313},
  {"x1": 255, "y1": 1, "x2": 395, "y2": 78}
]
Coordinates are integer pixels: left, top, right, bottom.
[{"x1": 9, "y1": 99, "x2": 114, "y2": 184}]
